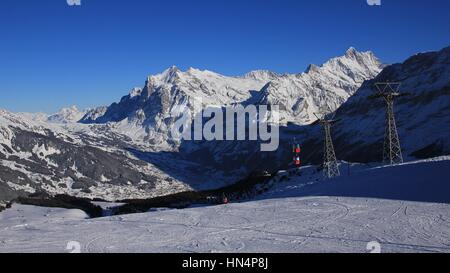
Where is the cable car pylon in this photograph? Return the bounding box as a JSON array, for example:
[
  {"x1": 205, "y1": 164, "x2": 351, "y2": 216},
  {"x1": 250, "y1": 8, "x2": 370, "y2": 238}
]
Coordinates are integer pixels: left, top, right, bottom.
[{"x1": 314, "y1": 108, "x2": 340, "y2": 179}]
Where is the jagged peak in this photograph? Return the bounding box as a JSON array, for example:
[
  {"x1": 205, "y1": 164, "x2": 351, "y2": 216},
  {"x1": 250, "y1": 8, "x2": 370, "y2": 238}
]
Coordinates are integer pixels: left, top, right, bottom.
[
  {"x1": 243, "y1": 70, "x2": 279, "y2": 80},
  {"x1": 129, "y1": 87, "x2": 143, "y2": 98},
  {"x1": 303, "y1": 48, "x2": 382, "y2": 76},
  {"x1": 260, "y1": 81, "x2": 279, "y2": 93},
  {"x1": 345, "y1": 46, "x2": 357, "y2": 56},
  {"x1": 79, "y1": 106, "x2": 108, "y2": 123},
  {"x1": 162, "y1": 65, "x2": 179, "y2": 72},
  {"x1": 49, "y1": 105, "x2": 82, "y2": 117},
  {"x1": 185, "y1": 67, "x2": 222, "y2": 78},
  {"x1": 146, "y1": 65, "x2": 182, "y2": 85},
  {"x1": 160, "y1": 65, "x2": 181, "y2": 81},
  {"x1": 305, "y1": 64, "x2": 320, "y2": 74},
  {"x1": 60, "y1": 105, "x2": 79, "y2": 112},
  {"x1": 344, "y1": 47, "x2": 378, "y2": 62},
  {"x1": 186, "y1": 67, "x2": 200, "y2": 73},
  {"x1": 0, "y1": 108, "x2": 13, "y2": 117},
  {"x1": 47, "y1": 105, "x2": 86, "y2": 124}
]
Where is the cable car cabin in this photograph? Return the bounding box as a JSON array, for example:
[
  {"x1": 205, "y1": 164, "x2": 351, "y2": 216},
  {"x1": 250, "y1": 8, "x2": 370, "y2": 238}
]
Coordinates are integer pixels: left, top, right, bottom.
[
  {"x1": 293, "y1": 144, "x2": 301, "y2": 154},
  {"x1": 293, "y1": 143, "x2": 302, "y2": 167},
  {"x1": 294, "y1": 156, "x2": 301, "y2": 166}
]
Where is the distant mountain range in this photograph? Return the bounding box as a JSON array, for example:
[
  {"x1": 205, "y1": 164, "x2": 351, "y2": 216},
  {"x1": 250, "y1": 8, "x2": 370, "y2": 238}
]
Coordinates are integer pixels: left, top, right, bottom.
[
  {"x1": 79, "y1": 47, "x2": 382, "y2": 149},
  {"x1": 1, "y1": 46, "x2": 449, "y2": 203}
]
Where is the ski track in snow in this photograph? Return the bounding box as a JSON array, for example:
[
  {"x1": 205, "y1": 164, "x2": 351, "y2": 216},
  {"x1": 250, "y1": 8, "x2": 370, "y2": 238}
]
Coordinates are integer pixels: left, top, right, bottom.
[
  {"x1": 1, "y1": 157, "x2": 450, "y2": 253},
  {"x1": 1, "y1": 196, "x2": 450, "y2": 253}
]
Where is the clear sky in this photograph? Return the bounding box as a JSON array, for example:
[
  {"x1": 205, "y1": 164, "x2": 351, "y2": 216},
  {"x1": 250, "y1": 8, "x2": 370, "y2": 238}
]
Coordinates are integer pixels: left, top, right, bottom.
[{"x1": 1, "y1": 0, "x2": 449, "y2": 113}]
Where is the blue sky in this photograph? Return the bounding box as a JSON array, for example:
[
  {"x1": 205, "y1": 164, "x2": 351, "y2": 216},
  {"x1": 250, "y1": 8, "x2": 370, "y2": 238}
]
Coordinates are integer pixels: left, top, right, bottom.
[{"x1": 1, "y1": 0, "x2": 449, "y2": 113}]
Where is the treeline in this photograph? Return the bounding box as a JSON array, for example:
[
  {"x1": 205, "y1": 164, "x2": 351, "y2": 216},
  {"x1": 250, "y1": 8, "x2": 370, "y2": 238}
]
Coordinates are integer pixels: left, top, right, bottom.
[
  {"x1": 114, "y1": 171, "x2": 275, "y2": 215},
  {"x1": 14, "y1": 192, "x2": 103, "y2": 218}
]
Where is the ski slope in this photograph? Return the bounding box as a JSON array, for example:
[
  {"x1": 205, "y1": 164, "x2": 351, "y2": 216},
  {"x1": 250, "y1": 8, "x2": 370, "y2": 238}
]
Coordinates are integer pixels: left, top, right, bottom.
[{"x1": 1, "y1": 157, "x2": 450, "y2": 253}]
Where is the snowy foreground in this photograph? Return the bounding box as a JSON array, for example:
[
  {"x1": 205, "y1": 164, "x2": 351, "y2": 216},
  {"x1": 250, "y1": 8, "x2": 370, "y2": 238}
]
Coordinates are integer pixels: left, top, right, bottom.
[{"x1": 1, "y1": 158, "x2": 450, "y2": 253}]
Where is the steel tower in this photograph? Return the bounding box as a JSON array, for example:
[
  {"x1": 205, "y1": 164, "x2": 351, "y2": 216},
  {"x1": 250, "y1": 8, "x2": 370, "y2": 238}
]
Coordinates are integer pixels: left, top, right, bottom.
[
  {"x1": 315, "y1": 111, "x2": 340, "y2": 179},
  {"x1": 374, "y1": 82, "x2": 404, "y2": 165}
]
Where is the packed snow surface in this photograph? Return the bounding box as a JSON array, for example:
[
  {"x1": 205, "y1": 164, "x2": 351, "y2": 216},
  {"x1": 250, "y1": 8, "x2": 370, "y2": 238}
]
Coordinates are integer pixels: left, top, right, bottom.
[{"x1": 1, "y1": 157, "x2": 449, "y2": 253}]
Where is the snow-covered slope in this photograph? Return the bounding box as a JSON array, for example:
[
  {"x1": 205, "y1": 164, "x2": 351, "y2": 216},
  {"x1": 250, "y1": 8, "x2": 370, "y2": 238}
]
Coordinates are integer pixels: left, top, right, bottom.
[
  {"x1": 1, "y1": 157, "x2": 449, "y2": 253},
  {"x1": 264, "y1": 156, "x2": 450, "y2": 204}
]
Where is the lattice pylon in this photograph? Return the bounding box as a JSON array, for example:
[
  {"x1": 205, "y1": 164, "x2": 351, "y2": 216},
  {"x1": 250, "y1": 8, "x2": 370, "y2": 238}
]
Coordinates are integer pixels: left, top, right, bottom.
[
  {"x1": 375, "y1": 82, "x2": 404, "y2": 165},
  {"x1": 322, "y1": 121, "x2": 340, "y2": 178}
]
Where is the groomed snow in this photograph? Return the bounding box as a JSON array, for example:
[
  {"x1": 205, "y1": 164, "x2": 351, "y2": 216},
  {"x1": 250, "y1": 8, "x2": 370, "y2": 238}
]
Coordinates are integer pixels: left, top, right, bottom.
[{"x1": 0, "y1": 157, "x2": 449, "y2": 253}]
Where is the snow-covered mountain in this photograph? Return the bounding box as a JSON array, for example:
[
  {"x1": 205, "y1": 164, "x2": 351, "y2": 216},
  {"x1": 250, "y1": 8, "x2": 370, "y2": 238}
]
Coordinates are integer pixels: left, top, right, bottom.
[
  {"x1": 47, "y1": 106, "x2": 86, "y2": 124},
  {"x1": 256, "y1": 48, "x2": 383, "y2": 124},
  {"x1": 80, "y1": 48, "x2": 383, "y2": 148},
  {"x1": 173, "y1": 46, "x2": 450, "y2": 177},
  {"x1": 18, "y1": 106, "x2": 87, "y2": 124}
]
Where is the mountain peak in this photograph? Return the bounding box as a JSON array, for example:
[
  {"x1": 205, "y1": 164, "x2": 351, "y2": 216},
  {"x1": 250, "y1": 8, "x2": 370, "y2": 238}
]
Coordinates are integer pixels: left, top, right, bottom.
[
  {"x1": 305, "y1": 64, "x2": 320, "y2": 74},
  {"x1": 161, "y1": 65, "x2": 180, "y2": 81},
  {"x1": 244, "y1": 70, "x2": 279, "y2": 80},
  {"x1": 346, "y1": 46, "x2": 357, "y2": 55},
  {"x1": 303, "y1": 48, "x2": 381, "y2": 76},
  {"x1": 129, "y1": 87, "x2": 143, "y2": 98},
  {"x1": 56, "y1": 105, "x2": 80, "y2": 115},
  {"x1": 167, "y1": 65, "x2": 179, "y2": 72},
  {"x1": 47, "y1": 105, "x2": 86, "y2": 124},
  {"x1": 344, "y1": 47, "x2": 377, "y2": 60},
  {"x1": 186, "y1": 67, "x2": 199, "y2": 73},
  {"x1": 146, "y1": 66, "x2": 182, "y2": 85}
]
